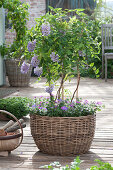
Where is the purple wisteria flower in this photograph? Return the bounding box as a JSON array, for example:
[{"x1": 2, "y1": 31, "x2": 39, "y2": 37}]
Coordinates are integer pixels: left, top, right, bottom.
[
  {"x1": 27, "y1": 40, "x2": 36, "y2": 52},
  {"x1": 45, "y1": 85, "x2": 54, "y2": 94},
  {"x1": 21, "y1": 61, "x2": 30, "y2": 74},
  {"x1": 50, "y1": 52, "x2": 59, "y2": 62},
  {"x1": 34, "y1": 67, "x2": 42, "y2": 77},
  {"x1": 31, "y1": 56, "x2": 40, "y2": 67},
  {"x1": 41, "y1": 22, "x2": 50, "y2": 36},
  {"x1": 61, "y1": 106, "x2": 68, "y2": 111}
]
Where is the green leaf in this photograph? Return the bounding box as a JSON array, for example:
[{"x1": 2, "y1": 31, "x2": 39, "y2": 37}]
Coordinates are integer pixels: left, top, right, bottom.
[
  {"x1": 95, "y1": 69, "x2": 99, "y2": 75},
  {"x1": 93, "y1": 66, "x2": 96, "y2": 71},
  {"x1": 90, "y1": 63, "x2": 94, "y2": 67}
]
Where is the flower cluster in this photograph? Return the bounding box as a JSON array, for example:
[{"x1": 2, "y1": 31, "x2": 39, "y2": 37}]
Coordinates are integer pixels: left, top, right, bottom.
[
  {"x1": 21, "y1": 40, "x2": 43, "y2": 77},
  {"x1": 30, "y1": 97, "x2": 104, "y2": 117},
  {"x1": 50, "y1": 52, "x2": 59, "y2": 63},
  {"x1": 21, "y1": 20, "x2": 60, "y2": 78},
  {"x1": 41, "y1": 22, "x2": 51, "y2": 36},
  {"x1": 45, "y1": 84, "x2": 54, "y2": 94},
  {"x1": 27, "y1": 40, "x2": 36, "y2": 52},
  {"x1": 21, "y1": 61, "x2": 30, "y2": 74},
  {"x1": 31, "y1": 56, "x2": 40, "y2": 67},
  {"x1": 34, "y1": 67, "x2": 43, "y2": 77}
]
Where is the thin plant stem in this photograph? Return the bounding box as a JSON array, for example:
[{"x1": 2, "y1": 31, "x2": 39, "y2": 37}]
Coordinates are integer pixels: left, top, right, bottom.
[
  {"x1": 61, "y1": 82, "x2": 64, "y2": 100},
  {"x1": 55, "y1": 74, "x2": 65, "y2": 101},
  {"x1": 47, "y1": 68, "x2": 52, "y2": 99},
  {"x1": 76, "y1": 64, "x2": 80, "y2": 100},
  {"x1": 71, "y1": 64, "x2": 80, "y2": 103}
]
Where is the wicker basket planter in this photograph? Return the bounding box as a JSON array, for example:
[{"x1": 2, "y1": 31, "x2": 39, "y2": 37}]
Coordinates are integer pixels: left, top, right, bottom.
[
  {"x1": 30, "y1": 114, "x2": 96, "y2": 156},
  {"x1": 5, "y1": 59, "x2": 32, "y2": 87}
]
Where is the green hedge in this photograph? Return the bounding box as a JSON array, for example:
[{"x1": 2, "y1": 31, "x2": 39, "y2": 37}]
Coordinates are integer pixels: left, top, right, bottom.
[{"x1": 0, "y1": 97, "x2": 32, "y2": 119}]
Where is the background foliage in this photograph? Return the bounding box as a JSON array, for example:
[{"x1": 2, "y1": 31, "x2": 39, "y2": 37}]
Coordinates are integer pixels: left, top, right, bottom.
[{"x1": 0, "y1": 0, "x2": 29, "y2": 59}]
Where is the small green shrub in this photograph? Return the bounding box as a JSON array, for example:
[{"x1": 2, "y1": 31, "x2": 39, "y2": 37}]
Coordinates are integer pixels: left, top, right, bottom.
[
  {"x1": 40, "y1": 157, "x2": 113, "y2": 170},
  {"x1": 89, "y1": 159, "x2": 113, "y2": 170},
  {"x1": 0, "y1": 97, "x2": 32, "y2": 119},
  {"x1": 40, "y1": 156, "x2": 81, "y2": 170}
]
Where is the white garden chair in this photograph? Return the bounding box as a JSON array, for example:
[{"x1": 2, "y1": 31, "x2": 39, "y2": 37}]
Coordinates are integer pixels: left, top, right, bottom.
[{"x1": 101, "y1": 24, "x2": 113, "y2": 81}]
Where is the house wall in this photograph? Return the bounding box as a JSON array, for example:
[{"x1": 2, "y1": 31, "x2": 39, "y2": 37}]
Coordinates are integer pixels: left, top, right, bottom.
[
  {"x1": 27, "y1": 0, "x2": 46, "y2": 29},
  {"x1": 0, "y1": 7, "x2": 5, "y2": 86},
  {"x1": 5, "y1": 0, "x2": 46, "y2": 44}
]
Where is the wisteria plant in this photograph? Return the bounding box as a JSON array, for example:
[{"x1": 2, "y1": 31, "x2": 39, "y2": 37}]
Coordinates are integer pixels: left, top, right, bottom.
[{"x1": 21, "y1": 7, "x2": 103, "y2": 117}]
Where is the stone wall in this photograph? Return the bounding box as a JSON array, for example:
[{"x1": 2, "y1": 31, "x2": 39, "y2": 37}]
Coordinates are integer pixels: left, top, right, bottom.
[{"x1": 5, "y1": 0, "x2": 46, "y2": 44}]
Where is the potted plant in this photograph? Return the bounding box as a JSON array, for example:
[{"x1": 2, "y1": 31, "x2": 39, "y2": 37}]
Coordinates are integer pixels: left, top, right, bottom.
[
  {"x1": 21, "y1": 7, "x2": 103, "y2": 156},
  {"x1": 0, "y1": 0, "x2": 32, "y2": 87}
]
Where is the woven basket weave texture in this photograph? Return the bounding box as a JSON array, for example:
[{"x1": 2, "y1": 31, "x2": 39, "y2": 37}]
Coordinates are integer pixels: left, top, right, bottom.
[
  {"x1": 0, "y1": 130, "x2": 20, "y2": 151},
  {"x1": 0, "y1": 110, "x2": 23, "y2": 152},
  {"x1": 5, "y1": 59, "x2": 32, "y2": 87},
  {"x1": 30, "y1": 114, "x2": 96, "y2": 156}
]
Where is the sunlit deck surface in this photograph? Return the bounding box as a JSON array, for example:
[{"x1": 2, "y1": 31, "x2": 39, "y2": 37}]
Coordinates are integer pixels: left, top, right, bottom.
[{"x1": 0, "y1": 77, "x2": 113, "y2": 170}]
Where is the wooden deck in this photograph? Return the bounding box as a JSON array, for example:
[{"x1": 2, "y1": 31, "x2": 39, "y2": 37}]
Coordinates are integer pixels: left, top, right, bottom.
[{"x1": 0, "y1": 77, "x2": 113, "y2": 169}]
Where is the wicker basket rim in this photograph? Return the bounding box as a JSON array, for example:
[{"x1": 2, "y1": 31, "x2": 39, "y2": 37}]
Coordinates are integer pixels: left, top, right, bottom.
[
  {"x1": 5, "y1": 58, "x2": 22, "y2": 62},
  {"x1": 30, "y1": 114, "x2": 96, "y2": 119},
  {"x1": 5, "y1": 58, "x2": 30, "y2": 63},
  {"x1": 0, "y1": 133, "x2": 22, "y2": 140}
]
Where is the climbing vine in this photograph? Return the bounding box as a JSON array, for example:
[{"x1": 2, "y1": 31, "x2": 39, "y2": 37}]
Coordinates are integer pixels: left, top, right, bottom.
[
  {"x1": 0, "y1": 0, "x2": 29, "y2": 41},
  {"x1": 0, "y1": 0, "x2": 29, "y2": 58}
]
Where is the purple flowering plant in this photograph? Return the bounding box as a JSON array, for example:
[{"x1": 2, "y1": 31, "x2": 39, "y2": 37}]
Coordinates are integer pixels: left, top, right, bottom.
[
  {"x1": 30, "y1": 97, "x2": 104, "y2": 117},
  {"x1": 21, "y1": 61, "x2": 30, "y2": 74},
  {"x1": 21, "y1": 7, "x2": 103, "y2": 117}
]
